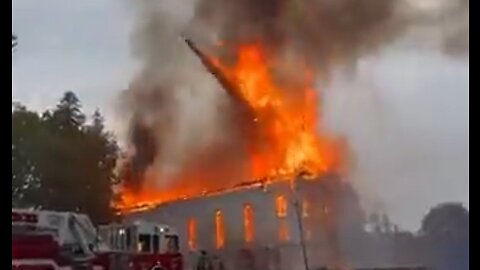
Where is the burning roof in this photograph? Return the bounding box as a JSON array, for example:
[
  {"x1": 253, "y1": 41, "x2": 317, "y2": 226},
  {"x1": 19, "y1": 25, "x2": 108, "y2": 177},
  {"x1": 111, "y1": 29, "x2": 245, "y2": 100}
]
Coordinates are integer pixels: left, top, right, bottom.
[
  {"x1": 116, "y1": 0, "x2": 466, "y2": 213},
  {"x1": 115, "y1": 38, "x2": 346, "y2": 213},
  {"x1": 118, "y1": 179, "x2": 266, "y2": 213}
]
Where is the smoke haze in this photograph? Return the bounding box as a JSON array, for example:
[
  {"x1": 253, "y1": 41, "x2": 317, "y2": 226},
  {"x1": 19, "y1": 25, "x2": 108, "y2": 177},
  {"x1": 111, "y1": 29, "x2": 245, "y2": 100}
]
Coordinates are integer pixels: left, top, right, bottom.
[{"x1": 120, "y1": 0, "x2": 468, "y2": 229}]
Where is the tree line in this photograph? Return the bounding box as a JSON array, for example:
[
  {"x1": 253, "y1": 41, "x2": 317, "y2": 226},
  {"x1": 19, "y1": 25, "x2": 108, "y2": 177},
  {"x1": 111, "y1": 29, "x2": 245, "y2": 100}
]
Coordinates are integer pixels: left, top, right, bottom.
[
  {"x1": 362, "y1": 202, "x2": 469, "y2": 270},
  {"x1": 312, "y1": 178, "x2": 468, "y2": 270},
  {"x1": 12, "y1": 91, "x2": 118, "y2": 224}
]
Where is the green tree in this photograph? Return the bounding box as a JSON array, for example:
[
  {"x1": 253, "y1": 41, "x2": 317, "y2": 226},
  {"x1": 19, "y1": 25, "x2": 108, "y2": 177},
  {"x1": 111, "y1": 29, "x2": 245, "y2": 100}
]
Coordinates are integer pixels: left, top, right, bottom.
[
  {"x1": 11, "y1": 92, "x2": 119, "y2": 224},
  {"x1": 420, "y1": 202, "x2": 469, "y2": 270},
  {"x1": 12, "y1": 104, "x2": 44, "y2": 207},
  {"x1": 80, "y1": 109, "x2": 118, "y2": 223},
  {"x1": 49, "y1": 91, "x2": 86, "y2": 130},
  {"x1": 421, "y1": 202, "x2": 469, "y2": 238},
  {"x1": 90, "y1": 109, "x2": 105, "y2": 135}
]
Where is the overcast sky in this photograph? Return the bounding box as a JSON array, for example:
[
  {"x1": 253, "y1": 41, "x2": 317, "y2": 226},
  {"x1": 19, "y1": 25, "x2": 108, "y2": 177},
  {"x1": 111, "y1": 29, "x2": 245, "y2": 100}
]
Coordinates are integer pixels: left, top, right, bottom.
[{"x1": 12, "y1": 0, "x2": 468, "y2": 230}]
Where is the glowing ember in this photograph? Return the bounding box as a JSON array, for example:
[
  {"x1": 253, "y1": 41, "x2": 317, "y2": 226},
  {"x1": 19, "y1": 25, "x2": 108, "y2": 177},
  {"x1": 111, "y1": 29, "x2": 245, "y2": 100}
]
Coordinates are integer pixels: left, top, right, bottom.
[{"x1": 114, "y1": 43, "x2": 345, "y2": 212}]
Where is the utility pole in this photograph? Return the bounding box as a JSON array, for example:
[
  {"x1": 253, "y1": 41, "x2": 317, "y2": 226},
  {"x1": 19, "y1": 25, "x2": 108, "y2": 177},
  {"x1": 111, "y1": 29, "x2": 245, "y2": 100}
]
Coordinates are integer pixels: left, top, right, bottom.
[{"x1": 292, "y1": 179, "x2": 310, "y2": 270}]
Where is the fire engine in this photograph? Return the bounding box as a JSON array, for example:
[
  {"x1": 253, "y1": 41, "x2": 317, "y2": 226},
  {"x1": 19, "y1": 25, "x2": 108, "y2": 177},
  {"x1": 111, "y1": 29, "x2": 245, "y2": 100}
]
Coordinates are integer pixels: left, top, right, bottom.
[
  {"x1": 12, "y1": 208, "x2": 183, "y2": 270},
  {"x1": 95, "y1": 221, "x2": 183, "y2": 270},
  {"x1": 12, "y1": 208, "x2": 99, "y2": 270}
]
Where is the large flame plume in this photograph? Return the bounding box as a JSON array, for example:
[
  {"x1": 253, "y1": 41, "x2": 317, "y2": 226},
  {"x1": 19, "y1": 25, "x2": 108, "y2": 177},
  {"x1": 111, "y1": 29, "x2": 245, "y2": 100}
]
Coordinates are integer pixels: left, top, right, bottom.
[
  {"x1": 116, "y1": 41, "x2": 346, "y2": 212},
  {"x1": 211, "y1": 43, "x2": 344, "y2": 179},
  {"x1": 115, "y1": 0, "x2": 467, "y2": 212}
]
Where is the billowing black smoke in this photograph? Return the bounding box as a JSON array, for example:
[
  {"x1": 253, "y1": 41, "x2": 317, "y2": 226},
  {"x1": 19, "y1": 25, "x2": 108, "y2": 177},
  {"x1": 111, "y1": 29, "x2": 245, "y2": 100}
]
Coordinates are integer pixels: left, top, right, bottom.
[
  {"x1": 124, "y1": 118, "x2": 157, "y2": 191},
  {"x1": 120, "y1": 0, "x2": 468, "y2": 192}
]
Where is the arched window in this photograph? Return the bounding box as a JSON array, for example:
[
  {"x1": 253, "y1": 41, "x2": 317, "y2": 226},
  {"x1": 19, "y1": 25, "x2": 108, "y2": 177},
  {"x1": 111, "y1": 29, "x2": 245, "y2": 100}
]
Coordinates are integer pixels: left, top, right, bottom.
[
  {"x1": 215, "y1": 209, "x2": 225, "y2": 249},
  {"x1": 243, "y1": 203, "x2": 255, "y2": 243},
  {"x1": 187, "y1": 217, "x2": 197, "y2": 250},
  {"x1": 275, "y1": 195, "x2": 287, "y2": 217}
]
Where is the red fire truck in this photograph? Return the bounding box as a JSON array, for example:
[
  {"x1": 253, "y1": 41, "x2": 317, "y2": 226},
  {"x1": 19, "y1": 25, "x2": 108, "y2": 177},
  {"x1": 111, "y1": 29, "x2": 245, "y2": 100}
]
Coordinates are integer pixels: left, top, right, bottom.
[
  {"x1": 12, "y1": 209, "x2": 183, "y2": 270},
  {"x1": 12, "y1": 208, "x2": 99, "y2": 270},
  {"x1": 95, "y1": 221, "x2": 183, "y2": 270}
]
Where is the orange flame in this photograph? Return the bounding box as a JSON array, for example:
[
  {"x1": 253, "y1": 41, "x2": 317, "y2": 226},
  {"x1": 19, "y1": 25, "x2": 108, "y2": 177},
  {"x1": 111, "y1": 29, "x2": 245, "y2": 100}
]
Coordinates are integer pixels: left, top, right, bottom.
[
  {"x1": 215, "y1": 209, "x2": 225, "y2": 249},
  {"x1": 115, "y1": 43, "x2": 345, "y2": 212},
  {"x1": 243, "y1": 203, "x2": 255, "y2": 243},
  {"x1": 216, "y1": 44, "x2": 343, "y2": 180},
  {"x1": 187, "y1": 217, "x2": 197, "y2": 250}
]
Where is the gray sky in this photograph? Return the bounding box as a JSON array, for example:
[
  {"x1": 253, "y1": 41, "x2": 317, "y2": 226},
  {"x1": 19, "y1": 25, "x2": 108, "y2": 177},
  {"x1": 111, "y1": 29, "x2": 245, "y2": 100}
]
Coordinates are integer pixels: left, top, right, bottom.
[
  {"x1": 12, "y1": 0, "x2": 134, "y2": 133},
  {"x1": 12, "y1": 0, "x2": 468, "y2": 230}
]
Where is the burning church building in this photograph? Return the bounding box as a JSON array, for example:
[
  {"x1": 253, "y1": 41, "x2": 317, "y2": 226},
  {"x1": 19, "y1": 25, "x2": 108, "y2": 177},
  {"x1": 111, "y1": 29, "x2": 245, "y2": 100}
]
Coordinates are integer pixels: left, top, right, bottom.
[
  {"x1": 120, "y1": 172, "x2": 365, "y2": 270},
  {"x1": 113, "y1": 38, "x2": 359, "y2": 269},
  {"x1": 111, "y1": 0, "x2": 467, "y2": 268}
]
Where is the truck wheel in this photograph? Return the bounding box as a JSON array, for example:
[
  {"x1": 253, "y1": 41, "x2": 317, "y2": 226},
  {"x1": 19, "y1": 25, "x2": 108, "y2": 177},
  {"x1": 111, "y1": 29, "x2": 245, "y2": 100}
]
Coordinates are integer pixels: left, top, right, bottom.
[{"x1": 150, "y1": 265, "x2": 164, "y2": 270}]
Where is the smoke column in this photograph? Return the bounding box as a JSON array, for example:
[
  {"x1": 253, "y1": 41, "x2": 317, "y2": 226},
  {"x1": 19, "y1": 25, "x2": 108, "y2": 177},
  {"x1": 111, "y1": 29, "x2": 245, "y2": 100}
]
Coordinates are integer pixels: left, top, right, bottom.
[
  {"x1": 120, "y1": 0, "x2": 467, "y2": 191},
  {"x1": 117, "y1": 0, "x2": 468, "y2": 266}
]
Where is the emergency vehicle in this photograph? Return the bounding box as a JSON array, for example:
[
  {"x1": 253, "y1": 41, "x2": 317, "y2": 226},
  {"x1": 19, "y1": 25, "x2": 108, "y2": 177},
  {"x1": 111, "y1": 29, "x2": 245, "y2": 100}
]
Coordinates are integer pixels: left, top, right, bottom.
[
  {"x1": 12, "y1": 208, "x2": 99, "y2": 270},
  {"x1": 96, "y1": 221, "x2": 183, "y2": 270},
  {"x1": 12, "y1": 209, "x2": 183, "y2": 270}
]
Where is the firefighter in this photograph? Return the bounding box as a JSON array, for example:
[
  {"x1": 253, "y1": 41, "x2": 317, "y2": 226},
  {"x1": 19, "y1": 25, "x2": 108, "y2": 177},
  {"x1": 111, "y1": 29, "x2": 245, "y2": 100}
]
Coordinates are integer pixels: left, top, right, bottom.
[{"x1": 196, "y1": 250, "x2": 213, "y2": 270}]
